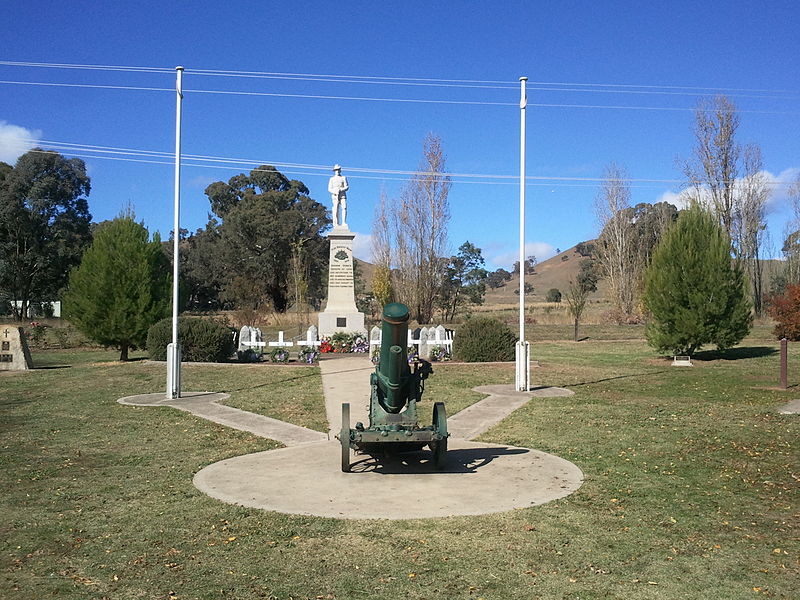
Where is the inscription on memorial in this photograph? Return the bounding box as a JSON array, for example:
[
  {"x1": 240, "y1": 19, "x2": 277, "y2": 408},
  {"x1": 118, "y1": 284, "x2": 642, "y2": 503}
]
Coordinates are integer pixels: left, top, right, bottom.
[
  {"x1": 0, "y1": 354, "x2": 12, "y2": 362},
  {"x1": 1, "y1": 341, "x2": 8, "y2": 351},
  {"x1": 328, "y1": 245, "x2": 354, "y2": 289}
]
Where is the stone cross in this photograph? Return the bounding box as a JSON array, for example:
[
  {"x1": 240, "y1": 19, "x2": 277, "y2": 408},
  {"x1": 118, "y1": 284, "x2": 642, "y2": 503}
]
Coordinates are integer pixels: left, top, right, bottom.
[
  {"x1": 269, "y1": 331, "x2": 294, "y2": 348},
  {"x1": 369, "y1": 326, "x2": 381, "y2": 348}
]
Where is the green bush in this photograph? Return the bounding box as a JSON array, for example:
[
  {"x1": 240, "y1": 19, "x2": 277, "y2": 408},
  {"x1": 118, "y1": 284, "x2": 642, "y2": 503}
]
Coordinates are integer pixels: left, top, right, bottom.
[
  {"x1": 546, "y1": 288, "x2": 562, "y2": 303},
  {"x1": 147, "y1": 317, "x2": 234, "y2": 362},
  {"x1": 454, "y1": 317, "x2": 516, "y2": 362}
]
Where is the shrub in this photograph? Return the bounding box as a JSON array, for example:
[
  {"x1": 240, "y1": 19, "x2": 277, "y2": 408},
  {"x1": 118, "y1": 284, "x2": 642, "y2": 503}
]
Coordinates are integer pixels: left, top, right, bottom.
[
  {"x1": 147, "y1": 317, "x2": 234, "y2": 362},
  {"x1": 546, "y1": 288, "x2": 562, "y2": 303},
  {"x1": 454, "y1": 317, "x2": 516, "y2": 362},
  {"x1": 767, "y1": 284, "x2": 800, "y2": 340}
]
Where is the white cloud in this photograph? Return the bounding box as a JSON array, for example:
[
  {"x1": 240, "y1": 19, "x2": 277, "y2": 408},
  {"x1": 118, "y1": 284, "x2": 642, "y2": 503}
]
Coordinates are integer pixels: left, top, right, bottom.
[
  {"x1": 490, "y1": 241, "x2": 557, "y2": 270},
  {"x1": 656, "y1": 188, "x2": 693, "y2": 210},
  {"x1": 0, "y1": 121, "x2": 41, "y2": 164},
  {"x1": 656, "y1": 167, "x2": 800, "y2": 213},
  {"x1": 352, "y1": 231, "x2": 374, "y2": 262}
]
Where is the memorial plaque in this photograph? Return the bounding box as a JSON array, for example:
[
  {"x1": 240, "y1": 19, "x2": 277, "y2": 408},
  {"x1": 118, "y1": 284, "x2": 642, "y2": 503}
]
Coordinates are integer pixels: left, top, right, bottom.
[{"x1": 0, "y1": 326, "x2": 32, "y2": 370}]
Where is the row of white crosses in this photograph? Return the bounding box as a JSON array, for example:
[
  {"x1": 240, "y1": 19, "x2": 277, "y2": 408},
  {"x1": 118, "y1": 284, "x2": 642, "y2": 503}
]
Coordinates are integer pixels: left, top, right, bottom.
[
  {"x1": 239, "y1": 327, "x2": 322, "y2": 350},
  {"x1": 368, "y1": 326, "x2": 454, "y2": 355}
]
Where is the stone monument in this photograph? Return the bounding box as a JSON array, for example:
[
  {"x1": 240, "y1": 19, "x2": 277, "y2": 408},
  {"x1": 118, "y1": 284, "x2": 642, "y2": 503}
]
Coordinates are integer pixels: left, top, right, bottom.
[
  {"x1": 0, "y1": 326, "x2": 33, "y2": 371},
  {"x1": 319, "y1": 164, "x2": 366, "y2": 336}
]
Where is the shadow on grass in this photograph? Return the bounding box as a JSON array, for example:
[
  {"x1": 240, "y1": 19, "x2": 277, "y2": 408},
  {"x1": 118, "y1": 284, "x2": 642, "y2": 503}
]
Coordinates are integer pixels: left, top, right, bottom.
[
  {"x1": 227, "y1": 369, "x2": 323, "y2": 393},
  {"x1": 350, "y1": 446, "x2": 529, "y2": 475},
  {"x1": 693, "y1": 346, "x2": 778, "y2": 361},
  {"x1": 569, "y1": 370, "x2": 669, "y2": 387}
]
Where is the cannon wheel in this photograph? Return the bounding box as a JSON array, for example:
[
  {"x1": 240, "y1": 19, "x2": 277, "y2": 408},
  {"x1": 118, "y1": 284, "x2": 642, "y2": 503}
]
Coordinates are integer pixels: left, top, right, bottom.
[
  {"x1": 340, "y1": 403, "x2": 351, "y2": 472},
  {"x1": 432, "y1": 402, "x2": 448, "y2": 469}
]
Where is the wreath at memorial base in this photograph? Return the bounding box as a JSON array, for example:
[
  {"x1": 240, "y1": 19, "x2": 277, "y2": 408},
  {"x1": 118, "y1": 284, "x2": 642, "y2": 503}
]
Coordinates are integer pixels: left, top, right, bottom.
[
  {"x1": 270, "y1": 347, "x2": 290, "y2": 363},
  {"x1": 429, "y1": 345, "x2": 452, "y2": 362},
  {"x1": 299, "y1": 346, "x2": 319, "y2": 364}
]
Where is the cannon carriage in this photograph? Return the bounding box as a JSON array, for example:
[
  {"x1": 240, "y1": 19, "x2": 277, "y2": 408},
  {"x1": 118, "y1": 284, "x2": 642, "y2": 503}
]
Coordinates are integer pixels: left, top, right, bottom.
[{"x1": 339, "y1": 302, "x2": 449, "y2": 472}]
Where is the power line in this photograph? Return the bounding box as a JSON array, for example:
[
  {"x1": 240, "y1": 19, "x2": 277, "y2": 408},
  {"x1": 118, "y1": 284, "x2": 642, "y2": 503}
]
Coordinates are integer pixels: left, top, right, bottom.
[
  {"x1": 4, "y1": 60, "x2": 798, "y2": 95},
  {"x1": 25, "y1": 141, "x2": 797, "y2": 188},
  {"x1": 3, "y1": 80, "x2": 798, "y2": 114}
]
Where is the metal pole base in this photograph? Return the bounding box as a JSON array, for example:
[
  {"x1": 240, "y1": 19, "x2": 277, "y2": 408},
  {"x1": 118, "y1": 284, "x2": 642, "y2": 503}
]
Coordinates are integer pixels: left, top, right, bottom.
[
  {"x1": 167, "y1": 342, "x2": 182, "y2": 399},
  {"x1": 515, "y1": 340, "x2": 530, "y2": 392}
]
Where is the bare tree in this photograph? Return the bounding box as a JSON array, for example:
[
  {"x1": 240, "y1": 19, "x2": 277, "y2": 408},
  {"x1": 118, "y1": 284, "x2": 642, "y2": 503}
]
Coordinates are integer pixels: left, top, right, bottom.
[
  {"x1": 683, "y1": 95, "x2": 770, "y2": 314},
  {"x1": 734, "y1": 145, "x2": 769, "y2": 314},
  {"x1": 595, "y1": 163, "x2": 636, "y2": 317},
  {"x1": 370, "y1": 188, "x2": 393, "y2": 309},
  {"x1": 784, "y1": 174, "x2": 800, "y2": 285},
  {"x1": 391, "y1": 133, "x2": 451, "y2": 323},
  {"x1": 684, "y1": 95, "x2": 740, "y2": 235}
]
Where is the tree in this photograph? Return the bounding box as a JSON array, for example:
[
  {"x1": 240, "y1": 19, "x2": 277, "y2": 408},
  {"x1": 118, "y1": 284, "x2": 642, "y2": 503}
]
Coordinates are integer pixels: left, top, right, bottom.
[
  {"x1": 372, "y1": 265, "x2": 393, "y2": 310},
  {"x1": 370, "y1": 188, "x2": 393, "y2": 310},
  {"x1": 767, "y1": 284, "x2": 800, "y2": 340},
  {"x1": 643, "y1": 206, "x2": 751, "y2": 356},
  {"x1": 438, "y1": 241, "x2": 488, "y2": 322},
  {"x1": 486, "y1": 268, "x2": 512, "y2": 289},
  {"x1": 565, "y1": 259, "x2": 598, "y2": 341},
  {"x1": 733, "y1": 144, "x2": 769, "y2": 314},
  {"x1": 203, "y1": 166, "x2": 329, "y2": 313},
  {"x1": 683, "y1": 96, "x2": 770, "y2": 314},
  {"x1": 0, "y1": 149, "x2": 92, "y2": 320},
  {"x1": 782, "y1": 174, "x2": 800, "y2": 286},
  {"x1": 391, "y1": 134, "x2": 451, "y2": 323},
  {"x1": 546, "y1": 288, "x2": 562, "y2": 303},
  {"x1": 595, "y1": 163, "x2": 636, "y2": 317},
  {"x1": 63, "y1": 213, "x2": 170, "y2": 360}
]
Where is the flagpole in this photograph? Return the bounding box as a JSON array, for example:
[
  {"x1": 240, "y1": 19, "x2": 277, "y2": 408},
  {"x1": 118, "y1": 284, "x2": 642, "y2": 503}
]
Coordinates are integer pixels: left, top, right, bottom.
[
  {"x1": 167, "y1": 66, "x2": 184, "y2": 399},
  {"x1": 515, "y1": 76, "x2": 530, "y2": 391}
]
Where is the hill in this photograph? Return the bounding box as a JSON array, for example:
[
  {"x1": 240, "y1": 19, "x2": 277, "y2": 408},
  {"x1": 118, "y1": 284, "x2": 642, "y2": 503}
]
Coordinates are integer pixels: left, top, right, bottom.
[{"x1": 483, "y1": 243, "x2": 608, "y2": 308}]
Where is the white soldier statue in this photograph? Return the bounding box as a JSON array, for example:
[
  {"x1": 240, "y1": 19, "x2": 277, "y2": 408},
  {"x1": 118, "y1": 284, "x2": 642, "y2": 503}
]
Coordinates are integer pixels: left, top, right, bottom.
[{"x1": 328, "y1": 164, "x2": 349, "y2": 227}]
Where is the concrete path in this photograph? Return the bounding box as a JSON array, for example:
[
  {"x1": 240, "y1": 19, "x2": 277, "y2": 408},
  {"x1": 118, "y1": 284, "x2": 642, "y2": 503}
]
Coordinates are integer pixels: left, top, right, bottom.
[
  {"x1": 777, "y1": 398, "x2": 800, "y2": 414},
  {"x1": 119, "y1": 360, "x2": 584, "y2": 519},
  {"x1": 117, "y1": 392, "x2": 328, "y2": 446},
  {"x1": 319, "y1": 355, "x2": 373, "y2": 435},
  {"x1": 448, "y1": 384, "x2": 574, "y2": 440},
  {"x1": 195, "y1": 439, "x2": 583, "y2": 520}
]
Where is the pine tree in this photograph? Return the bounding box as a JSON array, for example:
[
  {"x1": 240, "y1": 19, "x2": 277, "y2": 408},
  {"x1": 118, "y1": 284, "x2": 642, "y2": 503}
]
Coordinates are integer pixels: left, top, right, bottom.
[
  {"x1": 643, "y1": 206, "x2": 751, "y2": 355},
  {"x1": 64, "y1": 214, "x2": 170, "y2": 360}
]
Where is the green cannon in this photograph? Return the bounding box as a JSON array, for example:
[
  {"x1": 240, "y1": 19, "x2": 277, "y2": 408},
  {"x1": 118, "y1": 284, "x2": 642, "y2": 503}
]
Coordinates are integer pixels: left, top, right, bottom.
[{"x1": 339, "y1": 302, "x2": 448, "y2": 472}]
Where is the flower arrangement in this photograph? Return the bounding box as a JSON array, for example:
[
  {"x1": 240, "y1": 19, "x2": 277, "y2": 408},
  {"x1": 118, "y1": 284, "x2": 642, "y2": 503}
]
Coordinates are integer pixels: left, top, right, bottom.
[
  {"x1": 330, "y1": 332, "x2": 354, "y2": 353},
  {"x1": 299, "y1": 345, "x2": 319, "y2": 364},
  {"x1": 407, "y1": 345, "x2": 419, "y2": 364},
  {"x1": 320, "y1": 337, "x2": 332, "y2": 353},
  {"x1": 371, "y1": 345, "x2": 380, "y2": 364},
  {"x1": 269, "y1": 347, "x2": 290, "y2": 363},
  {"x1": 428, "y1": 345, "x2": 452, "y2": 362},
  {"x1": 352, "y1": 336, "x2": 368, "y2": 353}
]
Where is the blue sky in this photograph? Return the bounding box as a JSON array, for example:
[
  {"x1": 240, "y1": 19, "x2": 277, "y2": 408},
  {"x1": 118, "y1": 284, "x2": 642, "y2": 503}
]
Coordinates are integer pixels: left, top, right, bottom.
[{"x1": 1, "y1": 1, "x2": 798, "y2": 270}]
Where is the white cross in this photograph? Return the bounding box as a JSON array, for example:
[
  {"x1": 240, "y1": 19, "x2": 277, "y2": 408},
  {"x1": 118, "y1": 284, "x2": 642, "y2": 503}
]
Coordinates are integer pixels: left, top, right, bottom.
[
  {"x1": 268, "y1": 331, "x2": 294, "y2": 348},
  {"x1": 3, "y1": 329, "x2": 9, "y2": 338},
  {"x1": 301, "y1": 330, "x2": 321, "y2": 347},
  {"x1": 432, "y1": 329, "x2": 454, "y2": 348}
]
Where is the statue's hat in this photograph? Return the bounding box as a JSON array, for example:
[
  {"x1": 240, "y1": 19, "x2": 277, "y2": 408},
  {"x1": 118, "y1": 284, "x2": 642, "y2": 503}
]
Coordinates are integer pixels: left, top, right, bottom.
[{"x1": 333, "y1": 164, "x2": 342, "y2": 171}]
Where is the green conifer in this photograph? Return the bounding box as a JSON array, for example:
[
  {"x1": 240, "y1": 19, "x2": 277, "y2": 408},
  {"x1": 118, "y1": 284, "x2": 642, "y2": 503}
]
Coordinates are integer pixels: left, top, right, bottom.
[
  {"x1": 64, "y1": 213, "x2": 170, "y2": 360},
  {"x1": 643, "y1": 205, "x2": 751, "y2": 355}
]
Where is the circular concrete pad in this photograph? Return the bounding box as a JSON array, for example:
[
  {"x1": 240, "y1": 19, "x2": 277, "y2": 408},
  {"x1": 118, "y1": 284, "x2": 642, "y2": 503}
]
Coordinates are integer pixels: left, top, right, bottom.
[{"x1": 194, "y1": 439, "x2": 583, "y2": 519}]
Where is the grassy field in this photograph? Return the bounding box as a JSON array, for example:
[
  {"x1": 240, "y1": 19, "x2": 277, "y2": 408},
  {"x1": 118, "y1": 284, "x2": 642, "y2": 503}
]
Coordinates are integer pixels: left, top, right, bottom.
[{"x1": 1, "y1": 335, "x2": 798, "y2": 599}]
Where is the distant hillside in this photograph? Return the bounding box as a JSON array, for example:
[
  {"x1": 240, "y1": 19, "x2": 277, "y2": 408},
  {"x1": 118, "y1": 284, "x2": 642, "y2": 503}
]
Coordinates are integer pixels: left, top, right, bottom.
[{"x1": 483, "y1": 242, "x2": 608, "y2": 307}]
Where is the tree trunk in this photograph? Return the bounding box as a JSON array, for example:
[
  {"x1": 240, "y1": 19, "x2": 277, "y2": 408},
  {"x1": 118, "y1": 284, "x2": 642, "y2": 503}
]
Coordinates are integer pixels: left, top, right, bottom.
[
  {"x1": 573, "y1": 319, "x2": 579, "y2": 342},
  {"x1": 120, "y1": 344, "x2": 129, "y2": 361}
]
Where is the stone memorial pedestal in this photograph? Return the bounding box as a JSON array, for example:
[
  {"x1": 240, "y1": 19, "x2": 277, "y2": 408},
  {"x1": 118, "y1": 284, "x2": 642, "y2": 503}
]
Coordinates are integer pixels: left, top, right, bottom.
[
  {"x1": 0, "y1": 326, "x2": 33, "y2": 371},
  {"x1": 319, "y1": 225, "x2": 366, "y2": 336}
]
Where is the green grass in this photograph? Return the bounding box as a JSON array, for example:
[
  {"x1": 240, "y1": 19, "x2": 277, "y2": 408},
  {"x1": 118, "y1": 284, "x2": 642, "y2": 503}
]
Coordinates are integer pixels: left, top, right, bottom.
[{"x1": 1, "y1": 339, "x2": 797, "y2": 599}]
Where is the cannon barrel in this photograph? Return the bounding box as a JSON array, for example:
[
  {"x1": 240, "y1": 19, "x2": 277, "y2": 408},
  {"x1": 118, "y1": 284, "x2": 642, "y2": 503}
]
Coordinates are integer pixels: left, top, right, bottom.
[{"x1": 376, "y1": 302, "x2": 411, "y2": 413}]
